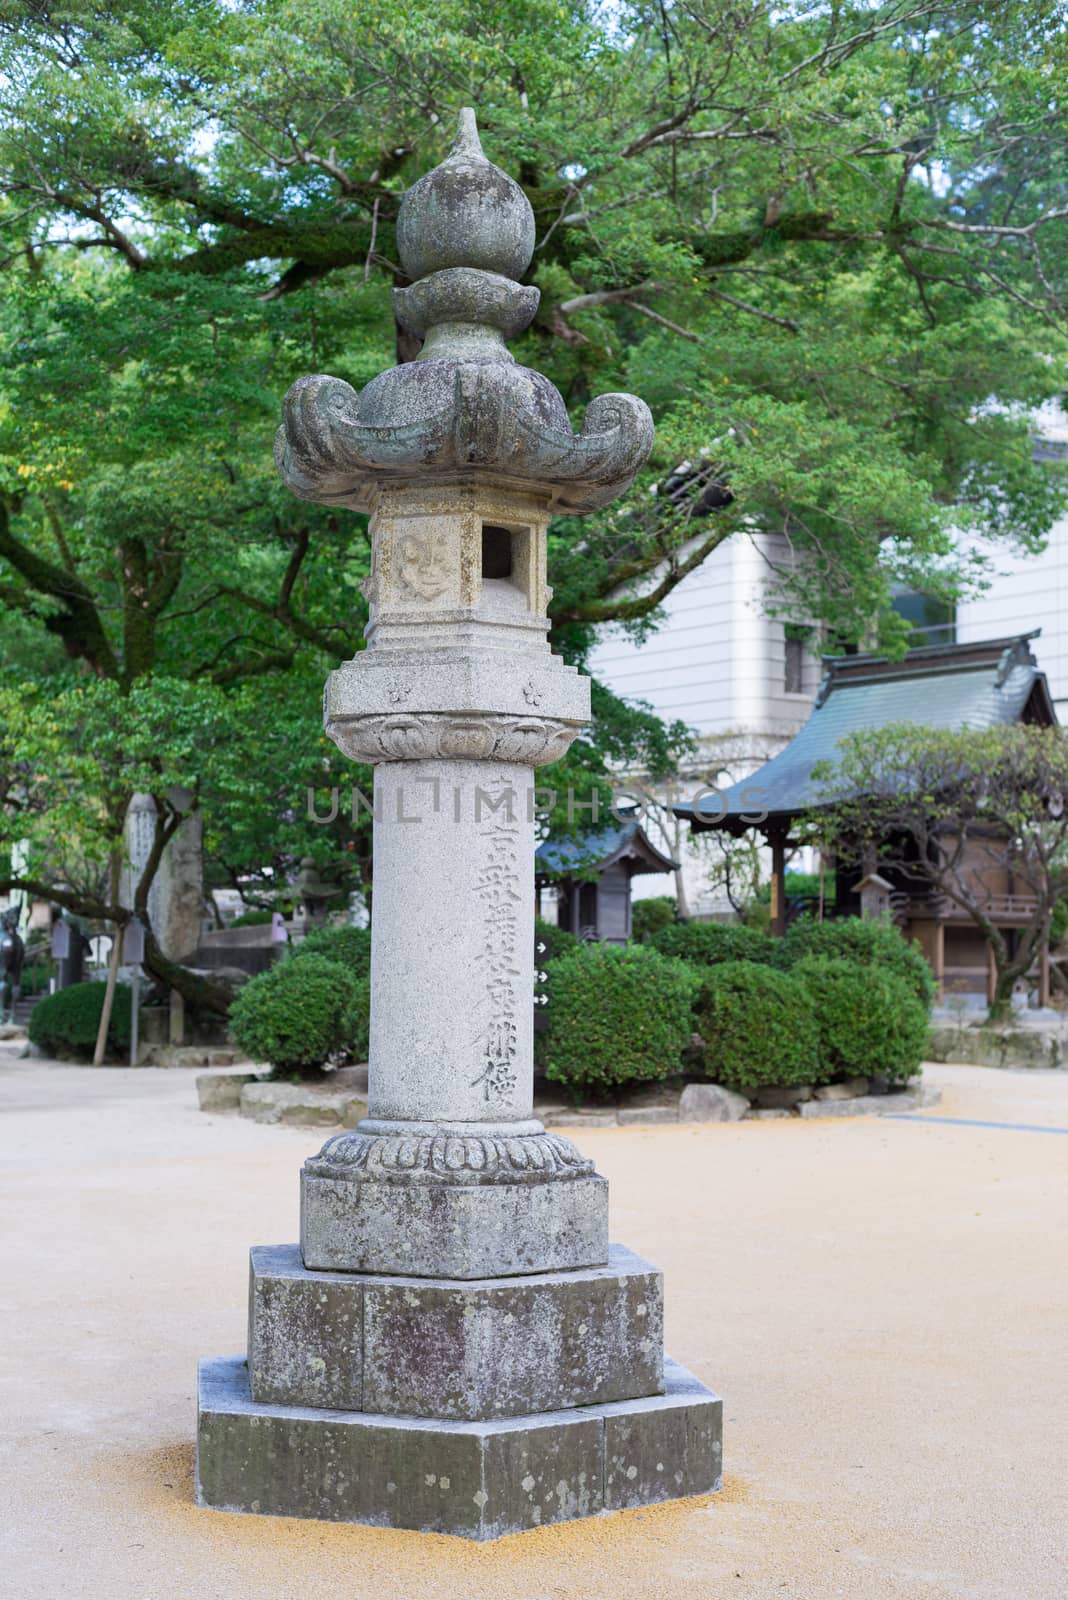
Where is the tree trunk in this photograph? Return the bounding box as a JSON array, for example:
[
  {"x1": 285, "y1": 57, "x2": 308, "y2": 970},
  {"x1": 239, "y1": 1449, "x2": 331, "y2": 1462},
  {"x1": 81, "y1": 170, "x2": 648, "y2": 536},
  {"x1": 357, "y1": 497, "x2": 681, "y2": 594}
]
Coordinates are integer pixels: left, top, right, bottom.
[
  {"x1": 987, "y1": 955, "x2": 1028, "y2": 1023},
  {"x1": 986, "y1": 916, "x2": 1050, "y2": 1023},
  {"x1": 674, "y1": 862, "x2": 690, "y2": 921},
  {"x1": 92, "y1": 851, "x2": 123, "y2": 1065},
  {"x1": 671, "y1": 817, "x2": 691, "y2": 920},
  {"x1": 141, "y1": 923, "x2": 233, "y2": 1017}
]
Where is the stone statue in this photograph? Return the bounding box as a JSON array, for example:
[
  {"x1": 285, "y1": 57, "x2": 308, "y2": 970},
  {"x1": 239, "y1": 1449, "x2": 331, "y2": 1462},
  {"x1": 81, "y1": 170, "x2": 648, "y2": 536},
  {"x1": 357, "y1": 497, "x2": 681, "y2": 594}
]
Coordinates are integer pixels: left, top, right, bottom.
[{"x1": 0, "y1": 905, "x2": 25, "y2": 1024}]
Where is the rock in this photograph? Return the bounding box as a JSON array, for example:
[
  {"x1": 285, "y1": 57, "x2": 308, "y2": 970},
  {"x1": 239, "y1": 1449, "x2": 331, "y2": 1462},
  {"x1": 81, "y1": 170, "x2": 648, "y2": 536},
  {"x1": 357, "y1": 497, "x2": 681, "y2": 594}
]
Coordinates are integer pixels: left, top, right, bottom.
[
  {"x1": 678, "y1": 1083, "x2": 750, "y2": 1123},
  {"x1": 147, "y1": 1044, "x2": 251, "y2": 1070},
  {"x1": 239, "y1": 1080, "x2": 366, "y2": 1128},
  {"x1": 926, "y1": 1023, "x2": 1061, "y2": 1070},
  {"x1": 620, "y1": 1082, "x2": 681, "y2": 1108},
  {"x1": 798, "y1": 1083, "x2": 941, "y2": 1118},
  {"x1": 330, "y1": 1062, "x2": 369, "y2": 1094},
  {"x1": 616, "y1": 1083, "x2": 681, "y2": 1124},
  {"x1": 0, "y1": 1023, "x2": 27, "y2": 1041},
  {"x1": 754, "y1": 1084, "x2": 813, "y2": 1109},
  {"x1": 746, "y1": 1107, "x2": 793, "y2": 1119},
  {"x1": 532, "y1": 1097, "x2": 570, "y2": 1118},
  {"x1": 541, "y1": 1108, "x2": 619, "y2": 1128},
  {"x1": 617, "y1": 1104, "x2": 680, "y2": 1126},
  {"x1": 196, "y1": 1071, "x2": 259, "y2": 1113},
  {"x1": 813, "y1": 1078, "x2": 870, "y2": 1101}
]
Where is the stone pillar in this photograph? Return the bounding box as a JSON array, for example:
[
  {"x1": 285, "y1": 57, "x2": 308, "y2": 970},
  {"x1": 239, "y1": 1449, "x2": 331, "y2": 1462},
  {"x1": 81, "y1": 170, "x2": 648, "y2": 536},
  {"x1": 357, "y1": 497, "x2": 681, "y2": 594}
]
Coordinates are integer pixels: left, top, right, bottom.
[
  {"x1": 196, "y1": 108, "x2": 722, "y2": 1538},
  {"x1": 122, "y1": 789, "x2": 204, "y2": 962},
  {"x1": 367, "y1": 758, "x2": 536, "y2": 1127}
]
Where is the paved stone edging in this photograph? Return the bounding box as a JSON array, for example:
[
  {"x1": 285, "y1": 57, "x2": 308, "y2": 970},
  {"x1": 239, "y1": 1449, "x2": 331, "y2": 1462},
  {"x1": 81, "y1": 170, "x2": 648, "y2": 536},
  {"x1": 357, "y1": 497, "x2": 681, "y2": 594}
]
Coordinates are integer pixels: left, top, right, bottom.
[
  {"x1": 198, "y1": 1072, "x2": 941, "y2": 1128},
  {"x1": 927, "y1": 1024, "x2": 1068, "y2": 1070}
]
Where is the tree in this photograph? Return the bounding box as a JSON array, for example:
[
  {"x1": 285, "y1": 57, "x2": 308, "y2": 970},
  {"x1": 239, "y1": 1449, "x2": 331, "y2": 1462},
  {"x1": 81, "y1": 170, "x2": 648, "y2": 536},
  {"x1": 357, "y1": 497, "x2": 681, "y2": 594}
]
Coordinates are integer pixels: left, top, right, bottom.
[
  {"x1": 3, "y1": 1, "x2": 1068, "y2": 643},
  {"x1": 3, "y1": 2, "x2": 1068, "y2": 1001},
  {"x1": 808, "y1": 722, "x2": 1068, "y2": 1020}
]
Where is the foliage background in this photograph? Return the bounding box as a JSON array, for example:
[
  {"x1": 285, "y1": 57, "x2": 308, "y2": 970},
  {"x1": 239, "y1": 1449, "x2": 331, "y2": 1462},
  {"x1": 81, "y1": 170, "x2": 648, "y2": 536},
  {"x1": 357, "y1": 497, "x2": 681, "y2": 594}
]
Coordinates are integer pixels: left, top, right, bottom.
[{"x1": 3, "y1": 1, "x2": 1068, "y2": 998}]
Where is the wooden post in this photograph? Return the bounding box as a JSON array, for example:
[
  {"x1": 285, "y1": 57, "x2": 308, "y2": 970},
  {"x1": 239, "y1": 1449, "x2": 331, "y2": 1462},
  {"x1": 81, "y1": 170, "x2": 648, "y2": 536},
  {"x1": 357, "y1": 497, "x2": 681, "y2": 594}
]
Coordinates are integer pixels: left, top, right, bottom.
[
  {"x1": 1040, "y1": 939, "x2": 1051, "y2": 1009},
  {"x1": 769, "y1": 824, "x2": 787, "y2": 937},
  {"x1": 934, "y1": 922, "x2": 945, "y2": 1002}
]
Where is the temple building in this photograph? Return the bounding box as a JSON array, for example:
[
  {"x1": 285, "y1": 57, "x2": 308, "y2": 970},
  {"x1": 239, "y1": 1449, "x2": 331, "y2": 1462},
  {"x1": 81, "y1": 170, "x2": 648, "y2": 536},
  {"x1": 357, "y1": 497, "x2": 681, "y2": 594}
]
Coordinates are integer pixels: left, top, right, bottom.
[{"x1": 675, "y1": 633, "x2": 1057, "y2": 1005}]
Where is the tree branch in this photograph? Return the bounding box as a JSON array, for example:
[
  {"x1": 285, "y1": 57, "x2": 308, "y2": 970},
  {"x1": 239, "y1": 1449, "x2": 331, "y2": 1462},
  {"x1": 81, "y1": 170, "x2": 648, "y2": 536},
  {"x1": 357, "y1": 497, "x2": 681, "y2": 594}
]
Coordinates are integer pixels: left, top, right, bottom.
[{"x1": 550, "y1": 527, "x2": 731, "y2": 628}]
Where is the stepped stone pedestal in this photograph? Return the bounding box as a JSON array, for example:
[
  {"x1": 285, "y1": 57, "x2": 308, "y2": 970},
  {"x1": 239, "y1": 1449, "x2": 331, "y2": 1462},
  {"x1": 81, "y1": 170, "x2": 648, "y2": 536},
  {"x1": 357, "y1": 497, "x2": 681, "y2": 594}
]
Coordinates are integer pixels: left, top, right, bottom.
[{"x1": 196, "y1": 107, "x2": 722, "y2": 1539}]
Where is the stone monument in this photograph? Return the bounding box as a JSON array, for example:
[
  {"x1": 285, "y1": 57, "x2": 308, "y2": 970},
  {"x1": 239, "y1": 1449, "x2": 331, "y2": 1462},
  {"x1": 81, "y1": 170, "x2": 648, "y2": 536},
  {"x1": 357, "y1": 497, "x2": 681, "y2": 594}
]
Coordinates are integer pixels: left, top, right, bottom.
[{"x1": 196, "y1": 109, "x2": 722, "y2": 1538}]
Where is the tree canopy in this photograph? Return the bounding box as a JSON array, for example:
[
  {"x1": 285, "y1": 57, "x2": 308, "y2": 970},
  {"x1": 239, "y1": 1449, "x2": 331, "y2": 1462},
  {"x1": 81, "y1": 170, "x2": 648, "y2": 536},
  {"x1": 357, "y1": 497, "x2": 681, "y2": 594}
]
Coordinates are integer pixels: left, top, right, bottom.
[{"x1": 2, "y1": 0, "x2": 1068, "y2": 997}]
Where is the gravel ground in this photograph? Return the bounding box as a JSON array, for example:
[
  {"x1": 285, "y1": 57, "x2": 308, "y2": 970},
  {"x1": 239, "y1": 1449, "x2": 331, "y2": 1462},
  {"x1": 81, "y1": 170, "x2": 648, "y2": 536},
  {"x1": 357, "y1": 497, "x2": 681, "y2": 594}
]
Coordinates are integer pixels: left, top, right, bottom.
[{"x1": 1, "y1": 1053, "x2": 1065, "y2": 1600}]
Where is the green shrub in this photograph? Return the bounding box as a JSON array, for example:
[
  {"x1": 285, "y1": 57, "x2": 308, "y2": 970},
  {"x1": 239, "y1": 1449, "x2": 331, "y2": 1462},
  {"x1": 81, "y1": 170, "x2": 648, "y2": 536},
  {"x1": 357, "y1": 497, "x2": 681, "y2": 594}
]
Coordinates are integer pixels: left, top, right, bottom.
[
  {"x1": 695, "y1": 962, "x2": 821, "y2": 1092},
  {"x1": 534, "y1": 917, "x2": 579, "y2": 963},
  {"x1": 21, "y1": 959, "x2": 52, "y2": 995},
  {"x1": 793, "y1": 956, "x2": 927, "y2": 1082},
  {"x1": 29, "y1": 980, "x2": 132, "y2": 1060},
  {"x1": 345, "y1": 973, "x2": 371, "y2": 1062},
  {"x1": 754, "y1": 871, "x2": 833, "y2": 904},
  {"x1": 1051, "y1": 896, "x2": 1068, "y2": 946},
  {"x1": 230, "y1": 953, "x2": 358, "y2": 1074},
  {"x1": 631, "y1": 896, "x2": 677, "y2": 943},
  {"x1": 230, "y1": 908, "x2": 273, "y2": 928},
  {"x1": 777, "y1": 916, "x2": 936, "y2": 1010},
  {"x1": 651, "y1": 921, "x2": 776, "y2": 968},
  {"x1": 293, "y1": 923, "x2": 372, "y2": 980},
  {"x1": 545, "y1": 942, "x2": 698, "y2": 1093}
]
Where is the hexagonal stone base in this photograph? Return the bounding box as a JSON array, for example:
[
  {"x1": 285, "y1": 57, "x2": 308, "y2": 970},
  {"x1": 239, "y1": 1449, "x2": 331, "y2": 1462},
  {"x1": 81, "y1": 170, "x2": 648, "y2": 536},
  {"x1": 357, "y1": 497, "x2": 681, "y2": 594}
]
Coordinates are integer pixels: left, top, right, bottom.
[
  {"x1": 248, "y1": 1243, "x2": 663, "y2": 1419},
  {"x1": 301, "y1": 1169, "x2": 608, "y2": 1279},
  {"x1": 196, "y1": 1355, "x2": 722, "y2": 1539}
]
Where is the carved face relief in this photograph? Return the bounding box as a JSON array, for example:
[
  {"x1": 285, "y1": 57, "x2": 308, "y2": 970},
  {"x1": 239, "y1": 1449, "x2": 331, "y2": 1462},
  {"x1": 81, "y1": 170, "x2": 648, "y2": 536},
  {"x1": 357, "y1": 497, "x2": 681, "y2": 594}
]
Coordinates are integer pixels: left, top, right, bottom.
[{"x1": 397, "y1": 528, "x2": 452, "y2": 601}]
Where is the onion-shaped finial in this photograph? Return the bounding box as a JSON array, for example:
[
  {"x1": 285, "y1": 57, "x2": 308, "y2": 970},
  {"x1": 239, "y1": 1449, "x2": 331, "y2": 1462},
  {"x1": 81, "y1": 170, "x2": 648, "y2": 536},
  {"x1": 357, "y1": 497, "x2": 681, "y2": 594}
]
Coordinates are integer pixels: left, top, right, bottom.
[{"x1": 396, "y1": 108, "x2": 535, "y2": 284}]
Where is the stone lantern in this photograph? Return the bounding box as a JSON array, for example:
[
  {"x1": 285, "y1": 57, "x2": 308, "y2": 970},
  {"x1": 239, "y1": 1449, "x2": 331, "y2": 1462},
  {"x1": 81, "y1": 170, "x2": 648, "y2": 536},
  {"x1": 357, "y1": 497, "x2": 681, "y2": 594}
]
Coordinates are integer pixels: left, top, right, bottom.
[
  {"x1": 196, "y1": 110, "x2": 722, "y2": 1538},
  {"x1": 291, "y1": 854, "x2": 342, "y2": 931}
]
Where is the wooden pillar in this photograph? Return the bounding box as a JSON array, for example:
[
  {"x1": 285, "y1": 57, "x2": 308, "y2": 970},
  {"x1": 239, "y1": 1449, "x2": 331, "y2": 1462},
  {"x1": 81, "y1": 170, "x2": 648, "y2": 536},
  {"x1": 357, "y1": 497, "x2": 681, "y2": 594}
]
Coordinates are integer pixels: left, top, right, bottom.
[
  {"x1": 769, "y1": 824, "x2": 787, "y2": 938},
  {"x1": 934, "y1": 921, "x2": 945, "y2": 1002}
]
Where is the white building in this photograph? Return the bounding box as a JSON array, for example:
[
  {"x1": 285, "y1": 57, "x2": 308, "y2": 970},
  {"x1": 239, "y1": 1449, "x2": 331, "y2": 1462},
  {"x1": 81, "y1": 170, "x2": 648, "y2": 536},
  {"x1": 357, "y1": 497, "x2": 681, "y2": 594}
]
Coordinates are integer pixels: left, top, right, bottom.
[
  {"x1": 955, "y1": 522, "x2": 1068, "y2": 718},
  {"x1": 954, "y1": 403, "x2": 1068, "y2": 715},
  {"x1": 589, "y1": 429, "x2": 1068, "y2": 916},
  {"x1": 587, "y1": 531, "x2": 824, "y2": 916}
]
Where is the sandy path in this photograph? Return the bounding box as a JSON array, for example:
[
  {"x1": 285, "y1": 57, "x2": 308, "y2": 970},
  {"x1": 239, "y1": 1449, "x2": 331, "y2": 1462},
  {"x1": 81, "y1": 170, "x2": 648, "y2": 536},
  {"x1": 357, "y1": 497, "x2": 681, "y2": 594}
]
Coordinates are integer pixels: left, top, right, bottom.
[{"x1": 1, "y1": 1056, "x2": 1065, "y2": 1600}]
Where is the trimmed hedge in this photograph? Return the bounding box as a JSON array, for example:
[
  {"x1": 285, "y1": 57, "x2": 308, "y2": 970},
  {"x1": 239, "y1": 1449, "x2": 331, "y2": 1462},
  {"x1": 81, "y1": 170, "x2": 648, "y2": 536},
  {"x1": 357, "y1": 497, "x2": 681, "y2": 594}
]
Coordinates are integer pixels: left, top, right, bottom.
[
  {"x1": 651, "y1": 921, "x2": 776, "y2": 968},
  {"x1": 777, "y1": 916, "x2": 936, "y2": 1010},
  {"x1": 230, "y1": 908, "x2": 273, "y2": 928},
  {"x1": 230, "y1": 953, "x2": 359, "y2": 1074},
  {"x1": 29, "y1": 980, "x2": 132, "y2": 1060},
  {"x1": 793, "y1": 956, "x2": 927, "y2": 1082},
  {"x1": 293, "y1": 923, "x2": 372, "y2": 980},
  {"x1": 695, "y1": 961, "x2": 821, "y2": 1092},
  {"x1": 545, "y1": 942, "x2": 698, "y2": 1093},
  {"x1": 346, "y1": 973, "x2": 371, "y2": 1062},
  {"x1": 631, "y1": 896, "x2": 677, "y2": 944},
  {"x1": 534, "y1": 917, "x2": 579, "y2": 963}
]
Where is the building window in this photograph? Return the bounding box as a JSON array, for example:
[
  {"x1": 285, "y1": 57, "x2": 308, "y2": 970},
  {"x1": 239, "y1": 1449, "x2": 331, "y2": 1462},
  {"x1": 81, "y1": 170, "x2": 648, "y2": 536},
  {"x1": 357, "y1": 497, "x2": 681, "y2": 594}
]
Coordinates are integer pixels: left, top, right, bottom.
[
  {"x1": 784, "y1": 625, "x2": 807, "y2": 694},
  {"x1": 890, "y1": 586, "x2": 956, "y2": 646}
]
